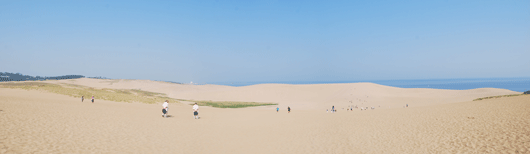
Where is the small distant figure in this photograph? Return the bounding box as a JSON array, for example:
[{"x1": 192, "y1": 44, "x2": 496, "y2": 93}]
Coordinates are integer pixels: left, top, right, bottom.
[
  {"x1": 350, "y1": 107, "x2": 352, "y2": 111},
  {"x1": 287, "y1": 106, "x2": 291, "y2": 113},
  {"x1": 162, "y1": 100, "x2": 169, "y2": 118},
  {"x1": 276, "y1": 107, "x2": 279, "y2": 113},
  {"x1": 332, "y1": 106, "x2": 335, "y2": 113},
  {"x1": 193, "y1": 103, "x2": 199, "y2": 119},
  {"x1": 406, "y1": 104, "x2": 408, "y2": 107},
  {"x1": 326, "y1": 109, "x2": 328, "y2": 113},
  {"x1": 91, "y1": 96, "x2": 94, "y2": 103},
  {"x1": 81, "y1": 96, "x2": 84, "y2": 102}
]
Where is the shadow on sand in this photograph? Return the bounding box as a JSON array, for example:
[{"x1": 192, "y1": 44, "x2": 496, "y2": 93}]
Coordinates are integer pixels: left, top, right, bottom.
[{"x1": 162, "y1": 115, "x2": 173, "y2": 118}]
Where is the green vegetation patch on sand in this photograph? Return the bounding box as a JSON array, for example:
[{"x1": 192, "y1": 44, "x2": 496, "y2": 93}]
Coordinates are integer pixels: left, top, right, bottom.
[
  {"x1": 0, "y1": 82, "x2": 179, "y2": 104},
  {"x1": 179, "y1": 99, "x2": 277, "y2": 108},
  {"x1": 473, "y1": 93, "x2": 527, "y2": 101}
]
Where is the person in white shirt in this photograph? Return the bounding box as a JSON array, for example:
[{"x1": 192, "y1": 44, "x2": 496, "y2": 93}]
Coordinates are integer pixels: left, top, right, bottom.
[
  {"x1": 193, "y1": 103, "x2": 199, "y2": 119},
  {"x1": 162, "y1": 100, "x2": 169, "y2": 118}
]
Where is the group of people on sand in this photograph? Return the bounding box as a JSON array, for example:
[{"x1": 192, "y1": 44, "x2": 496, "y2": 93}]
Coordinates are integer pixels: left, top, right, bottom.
[
  {"x1": 327, "y1": 104, "x2": 410, "y2": 112},
  {"x1": 327, "y1": 105, "x2": 376, "y2": 112},
  {"x1": 162, "y1": 100, "x2": 200, "y2": 119},
  {"x1": 80, "y1": 96, "x2": 198, "y2": 119},
  {"x1": 276, "y1": 106, "x2": 291, "y2": 113},
  {"x1": 327, "y1": 106, "x2": 337, "y2": 113},
  {"x1": 81, "y1": 95, "x2": 95, "y2": 103}
]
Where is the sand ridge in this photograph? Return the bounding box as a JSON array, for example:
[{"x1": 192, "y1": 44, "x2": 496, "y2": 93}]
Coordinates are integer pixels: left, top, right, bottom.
[
  {"x1": 1, "y1": 88, "x2": 529, "y2": 153},
  {"x1": 1, "y1": 79, "x2": 529, "y2": 153},
  {"x1": 49, "y1": 78, "x2": 519, "y2": 110}
]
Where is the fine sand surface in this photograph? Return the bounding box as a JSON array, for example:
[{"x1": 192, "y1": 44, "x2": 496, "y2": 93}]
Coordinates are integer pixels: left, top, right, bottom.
[{"x1": 1, "y1": 79, "x2": 529, "y2": 153}]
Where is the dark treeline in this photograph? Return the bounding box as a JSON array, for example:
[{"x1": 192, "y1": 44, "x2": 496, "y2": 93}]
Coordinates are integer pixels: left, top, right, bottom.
[{"x1": 0, "y1": 72, "x2": 84, "y2": 82}]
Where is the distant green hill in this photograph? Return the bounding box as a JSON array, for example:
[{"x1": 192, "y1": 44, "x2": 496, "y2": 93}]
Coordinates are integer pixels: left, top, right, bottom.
[{"x1": 0, "y1": 72, "x2": 84, "y2": 82}]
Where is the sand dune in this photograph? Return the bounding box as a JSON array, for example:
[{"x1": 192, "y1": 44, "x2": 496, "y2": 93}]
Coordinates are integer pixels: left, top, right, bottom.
[
  {"x1": 50, "y1": 78, "x2": 519, "y2": 110},
  {"x1": 1, "y1": 79, "x2": 528, "y2": 153}
]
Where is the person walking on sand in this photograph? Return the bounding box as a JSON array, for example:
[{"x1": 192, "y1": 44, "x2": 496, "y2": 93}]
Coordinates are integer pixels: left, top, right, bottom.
[
  {"x1": 162, "y1": 100, "x2": 169, "y2": 118},
  {"x1": 287, "y1": 106, "x2": 291, "y2": 113},
  {"x1": 91, "y1": 96, "x2": 94, "y2": 103},
  {"x1": 81, "y1": 96, "x2": 84, "y2": 102},
  {"x1": 276, "y1": 107, "x2": 279, "y2": 113},
  {"x1": 193, "y1": 103, "x2": 199, "y2": 119},
  {"x1": 332, "y1": 106, "x2": 335, "y2": 113}
]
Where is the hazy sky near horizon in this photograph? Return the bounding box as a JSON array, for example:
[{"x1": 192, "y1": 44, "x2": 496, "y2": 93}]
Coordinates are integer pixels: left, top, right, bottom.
[{"x1": 1, "y1": 0, "x2": 529, "y2": 83}]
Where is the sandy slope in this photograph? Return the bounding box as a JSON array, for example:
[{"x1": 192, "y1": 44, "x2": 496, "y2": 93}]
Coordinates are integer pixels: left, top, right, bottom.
[
  {"x1": 49, "y1": 78, "x2": 519, "y2": 110},
  {"x1": 1, "y1": 84, "x2": 529, "y2": 153}
]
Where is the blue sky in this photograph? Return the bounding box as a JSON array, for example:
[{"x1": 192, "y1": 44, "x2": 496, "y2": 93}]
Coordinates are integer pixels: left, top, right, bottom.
[{"x1": 1, "y1": 0, "x2": 529, "y2": 83}]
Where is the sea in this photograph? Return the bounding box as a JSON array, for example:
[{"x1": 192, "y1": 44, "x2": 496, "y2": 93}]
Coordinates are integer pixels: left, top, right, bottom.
[{"x1": 209, "y1": 77, "x2": 530, "y2": 92}]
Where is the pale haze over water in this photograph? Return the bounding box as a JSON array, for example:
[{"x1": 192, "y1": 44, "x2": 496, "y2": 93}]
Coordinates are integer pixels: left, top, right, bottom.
[{"x1": 210, "y1": 78, "x2": 530, "y2": 92}]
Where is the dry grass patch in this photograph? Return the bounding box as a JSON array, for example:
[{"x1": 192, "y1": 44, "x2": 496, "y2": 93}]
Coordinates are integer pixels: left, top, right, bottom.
[
  {"x1": 178, "y1": 99, "x2": 277, "y2": 108},
  {"x1": 473, "y1": 93, "x2": 527, "y2": 101},
  {"x1": 0, "y1": 82, "x2": 179, "y2": 104}
]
